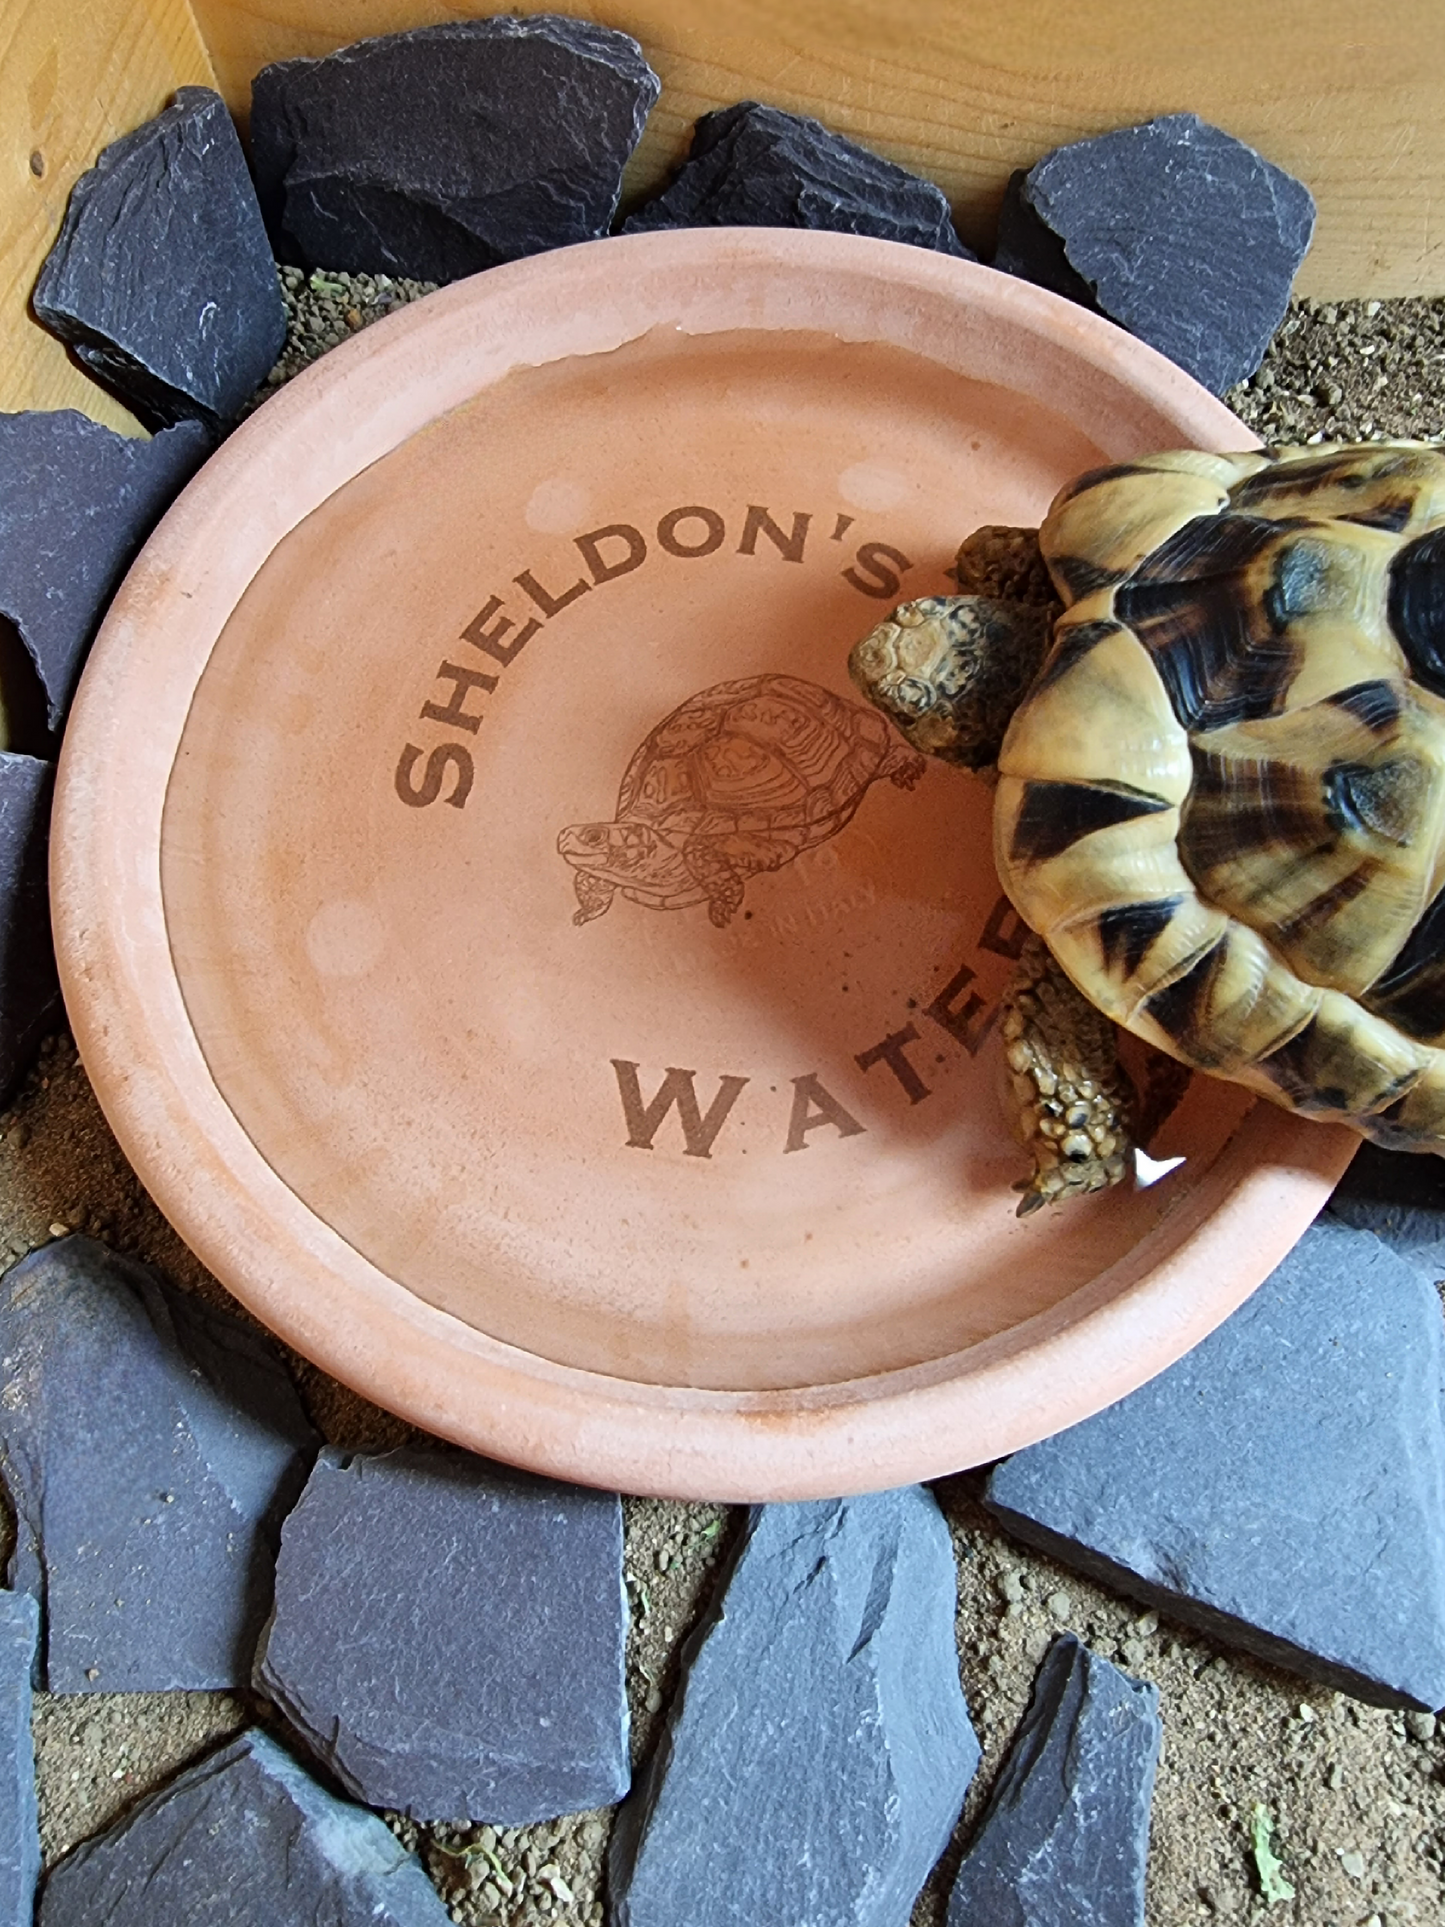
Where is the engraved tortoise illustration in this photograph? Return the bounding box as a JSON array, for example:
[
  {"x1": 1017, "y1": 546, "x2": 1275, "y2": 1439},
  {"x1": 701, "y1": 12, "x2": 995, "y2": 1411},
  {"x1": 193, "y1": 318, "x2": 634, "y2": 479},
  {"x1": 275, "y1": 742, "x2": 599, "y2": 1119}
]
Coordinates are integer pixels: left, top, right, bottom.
[
  {"x1": 849, "y1": 441, "x2": 1445, "y2": 1212},
  {"x1": 558, "y1": 672, "x2": 925, "y2": 927}
]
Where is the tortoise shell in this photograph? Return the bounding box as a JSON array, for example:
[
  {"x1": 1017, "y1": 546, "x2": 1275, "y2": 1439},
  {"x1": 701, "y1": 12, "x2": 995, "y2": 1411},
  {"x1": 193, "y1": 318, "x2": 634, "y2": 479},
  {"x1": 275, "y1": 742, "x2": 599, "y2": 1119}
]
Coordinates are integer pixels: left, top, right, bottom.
[
  {"x1": 558, "y1": 672, "x2": 922, "y2": 925},
  {"x1": 994, "y1": 441, "x2": 1445, "y2": 1151}
]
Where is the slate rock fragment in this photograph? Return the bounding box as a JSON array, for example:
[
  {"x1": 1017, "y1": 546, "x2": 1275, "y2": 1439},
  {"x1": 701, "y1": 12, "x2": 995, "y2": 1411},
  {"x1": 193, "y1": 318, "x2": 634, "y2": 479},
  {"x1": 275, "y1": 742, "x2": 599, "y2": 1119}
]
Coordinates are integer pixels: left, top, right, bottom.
[
  {"x1": 623, "y1": 100, "x2": 971, "y2": 257},
  {"x1": 39, "y1": 1727, "x2": 450, "y2": 1925},
  {"x1": 0, "y1": 410, "x2": 208, "y2": 731},
  {"x1": 0, "y1": 1235, "x2": 317, "y2": 1693},
  {"x1": 993, "y1": 114, "x2": 1315, "y2": 392},
  {"x1": 610, "y1": 1487, "x2": 979, "y2": 1927},
  {"x1": 947, "y1": 1634, "x2": 1160, "y2": 1927},
  {"x1": 0, "y1": 756, "x2": 61, "y2": 1105},
  {"x1": 1328, "y1": 1140, "x2": 1445, "y2": 1287},
  {"x1": 992, "y1": 169, "x2": 1098, "y2": 311},
  {"x1": 250, "y1": 17, "x2": 661, "y2": 282},
  {"x1": 0, "y1": 1593, "x2": 39, "y2": 1927},
  {"x1": 254, "y1": 1446, "x2": 629, "y2": 1822},
  {"x1": 986, "y1": 1218, "x2": 1445, "y2": 1709},
  {"x1": 33, "y1": 88, "x2": 286, "y2": 432}
]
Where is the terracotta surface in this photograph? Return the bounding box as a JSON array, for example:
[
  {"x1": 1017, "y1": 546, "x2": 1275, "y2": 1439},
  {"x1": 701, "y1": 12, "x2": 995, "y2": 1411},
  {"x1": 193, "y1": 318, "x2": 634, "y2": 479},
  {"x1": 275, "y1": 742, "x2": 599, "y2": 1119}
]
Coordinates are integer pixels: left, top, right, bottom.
[{"x1": 51, "y1": 230, "x2": 1356, "y2": 1499}]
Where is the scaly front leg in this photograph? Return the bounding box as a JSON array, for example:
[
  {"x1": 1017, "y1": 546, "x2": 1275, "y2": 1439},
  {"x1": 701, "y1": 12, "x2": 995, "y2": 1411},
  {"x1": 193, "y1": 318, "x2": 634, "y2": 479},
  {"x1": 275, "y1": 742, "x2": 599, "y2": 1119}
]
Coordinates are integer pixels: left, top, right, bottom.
[{"x1": 1002, "y1": 934, "x2": 1134, "y2": 1215}]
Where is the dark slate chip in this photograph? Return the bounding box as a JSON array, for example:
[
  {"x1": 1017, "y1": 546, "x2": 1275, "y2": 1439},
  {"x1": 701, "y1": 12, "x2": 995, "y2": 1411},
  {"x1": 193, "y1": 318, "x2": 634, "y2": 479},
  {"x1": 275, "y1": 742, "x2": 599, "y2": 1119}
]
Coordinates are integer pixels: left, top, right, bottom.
[
  {"x1": 1329, "y1": 1139, "x2": 1445, "y2": 1284},
  {"x1": 1329, "y1": 680, "x2": 1405, "y2": 734},
  {"x1": 985, "y1": 1218, "x2": 1445, "y2": 1708},
  {"x1": 991, "y1": 168, "x2": 1098, "y2": 306},
  {"x1": 0, "y1": 1236, "x2": 317, "y2": 1693},
  {"x1": 1363, "y1": 881, "x2": 1445, "y2": 1044},
  {"x1": 622, "y1": 100, "x2": 970, "y2": 257},
  {"x1": 0, "y1": 411, "x2": 208, "y2": 731},
  {"x1": 1388, "y1": 525, "x2": 1445, "y2": 699},
  {"x1": 946, "y1": 1635, "x2": 1160, "y2": 1927},
  {"x1": 609, "y1": 1488, "x2": 979, "y2": 1927},
  {"x1": 33, "y1": 89, "x2": 285, "y2": 433},
  {"x1": 0, "y1": 1594, "x2": 39, "y2": 1927},
  {"x1": 1097, "y1": 896, "x2": 1183, "y2": 980},
  {"x1": 0, "y1": 756, "x2": 60, "y2": 1107},
  {"x1": 1009, "y1": 779, "x2": 1169, "y2": 867},
  {"x1": 250, "y1": 17, "x2": 660, "y2": 281},
  {"x1": 995, "y1": 114, "x2": 1315, "y2": 393},
  {"x1": 254, "y1": 1446, "x2": 629, "y2": 1822},
  {"x1": 38, "y1": 1728, "x2": 450, "y2": 1926}
]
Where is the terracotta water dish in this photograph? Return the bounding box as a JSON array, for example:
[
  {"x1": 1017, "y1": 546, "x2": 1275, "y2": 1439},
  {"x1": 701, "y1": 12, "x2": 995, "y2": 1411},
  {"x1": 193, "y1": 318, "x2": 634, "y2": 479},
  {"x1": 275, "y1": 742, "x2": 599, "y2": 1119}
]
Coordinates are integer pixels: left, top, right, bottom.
[{"x1": 50, "y1": 230, "x2": 1354, "y2": 1500}]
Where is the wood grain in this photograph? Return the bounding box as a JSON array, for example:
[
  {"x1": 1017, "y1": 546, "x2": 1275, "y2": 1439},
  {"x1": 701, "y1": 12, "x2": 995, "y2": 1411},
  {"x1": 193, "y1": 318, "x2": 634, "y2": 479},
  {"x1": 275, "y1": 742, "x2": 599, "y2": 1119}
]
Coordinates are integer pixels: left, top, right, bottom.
[
  {"x1": 188, "y1": 0, "x2": 1445, "y2": 299},
  {"x1": 0, "y1": 0, "x2": 216, "y2": 432}
]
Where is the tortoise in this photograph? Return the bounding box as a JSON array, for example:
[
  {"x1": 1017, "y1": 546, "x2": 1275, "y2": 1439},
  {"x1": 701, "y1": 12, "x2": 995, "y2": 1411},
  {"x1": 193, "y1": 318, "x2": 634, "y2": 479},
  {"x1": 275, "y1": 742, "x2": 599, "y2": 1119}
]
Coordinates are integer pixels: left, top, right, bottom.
[
  {"x1": 558, "y1": 671, "x2": 925, "y2": 926},
  {"x1": 849, "y1": 440, "x2": 1445, "y2": 1212}
]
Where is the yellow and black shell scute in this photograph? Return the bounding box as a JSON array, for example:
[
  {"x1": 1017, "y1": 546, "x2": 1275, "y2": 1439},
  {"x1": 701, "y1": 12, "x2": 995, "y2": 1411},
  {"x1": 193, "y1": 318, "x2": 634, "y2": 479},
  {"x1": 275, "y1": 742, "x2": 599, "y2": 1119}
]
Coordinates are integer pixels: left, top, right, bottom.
[{"x1": 994, "y1": 441, "x2": 1445, "y2": 1151}]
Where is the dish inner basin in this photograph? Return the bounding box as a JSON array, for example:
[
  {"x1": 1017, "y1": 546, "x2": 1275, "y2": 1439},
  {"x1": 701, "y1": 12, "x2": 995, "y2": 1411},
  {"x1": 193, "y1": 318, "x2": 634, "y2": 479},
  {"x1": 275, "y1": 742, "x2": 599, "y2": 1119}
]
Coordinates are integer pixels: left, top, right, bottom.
[{"x1": 160, "y1": 325, "x2": 1247, "y2": 1393}]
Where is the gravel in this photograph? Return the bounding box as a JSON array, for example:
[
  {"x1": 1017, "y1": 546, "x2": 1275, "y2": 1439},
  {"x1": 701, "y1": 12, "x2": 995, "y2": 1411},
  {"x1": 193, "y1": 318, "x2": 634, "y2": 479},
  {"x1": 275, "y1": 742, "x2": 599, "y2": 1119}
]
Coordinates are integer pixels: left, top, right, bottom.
[{"x1": 6, "y1": 281, "x2": 1445, "y2": 1926}]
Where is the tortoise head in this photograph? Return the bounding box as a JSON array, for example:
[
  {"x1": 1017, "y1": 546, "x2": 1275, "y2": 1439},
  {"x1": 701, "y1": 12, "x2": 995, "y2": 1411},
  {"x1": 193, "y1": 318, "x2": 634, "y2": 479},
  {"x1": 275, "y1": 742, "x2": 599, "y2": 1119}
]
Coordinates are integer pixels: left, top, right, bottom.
[
  {"x1": 848, "y1": 594, "x2": 1053, "y2": 771},
  {"x1": 556, "y1": 819, "x2": 666, "y2": 885}
]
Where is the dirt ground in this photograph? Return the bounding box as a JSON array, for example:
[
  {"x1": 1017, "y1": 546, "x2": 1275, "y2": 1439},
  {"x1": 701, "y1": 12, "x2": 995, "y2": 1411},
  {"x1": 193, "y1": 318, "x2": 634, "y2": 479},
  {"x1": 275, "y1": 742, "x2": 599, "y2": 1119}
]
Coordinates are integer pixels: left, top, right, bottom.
[{"x1": 6, "y1": 280, "x2": 1445, "y2": 1924}]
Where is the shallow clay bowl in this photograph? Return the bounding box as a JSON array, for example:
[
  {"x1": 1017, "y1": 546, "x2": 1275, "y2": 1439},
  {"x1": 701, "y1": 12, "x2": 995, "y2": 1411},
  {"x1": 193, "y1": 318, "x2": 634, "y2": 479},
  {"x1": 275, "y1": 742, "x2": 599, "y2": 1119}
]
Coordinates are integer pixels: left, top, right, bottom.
[{"x1": 51, "y1": 230, "x2": 1354, "y2": 1501}]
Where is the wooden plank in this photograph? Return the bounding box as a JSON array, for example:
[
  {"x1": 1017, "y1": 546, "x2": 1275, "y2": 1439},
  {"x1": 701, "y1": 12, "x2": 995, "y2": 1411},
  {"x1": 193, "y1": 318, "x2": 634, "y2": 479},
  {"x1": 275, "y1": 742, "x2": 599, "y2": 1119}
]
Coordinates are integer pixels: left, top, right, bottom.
[
  {"x1": 186, "y1": 0, "x2": 1445, "y2": 299},
  {"x1": 0, "y1": 0, "x2": 217, "y2": 432}
]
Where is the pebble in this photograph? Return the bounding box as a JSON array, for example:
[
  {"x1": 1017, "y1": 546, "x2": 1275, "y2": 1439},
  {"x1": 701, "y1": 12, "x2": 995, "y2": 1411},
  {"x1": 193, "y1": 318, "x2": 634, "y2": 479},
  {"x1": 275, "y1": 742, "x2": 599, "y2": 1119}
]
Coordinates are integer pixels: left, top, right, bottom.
[
  {"x1": 1046, "y1": 1591, "x2": 1072, "y2": 1622},
  {"x1": 1404, "y1": 1710, "x2": 1436, "y2": 1742}
]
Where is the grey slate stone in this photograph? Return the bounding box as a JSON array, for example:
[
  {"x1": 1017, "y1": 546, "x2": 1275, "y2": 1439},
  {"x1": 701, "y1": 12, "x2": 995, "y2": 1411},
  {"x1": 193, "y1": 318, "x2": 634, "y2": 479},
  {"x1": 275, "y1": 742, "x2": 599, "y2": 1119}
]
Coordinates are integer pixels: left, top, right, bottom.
[
  {"x1": 39, "y1": 1726, "x2": 450, "y2": 1925},
  {"x1": 0, "y1": 1593, "x2": 39, "y2": 1927},
  {"x1": 254, "y1": 1446, "x2": 629, "y2": 1822},
  {"x1": 0, "y1": 410, "x2": 208, "y2": 731},
  {"x1": 1328, "y1": 1142, "x2": 1445, "y2": 1288},
  {"x1": 610, "y1": 1487, "x2": 979, "y2": 1927},
  {"x1": 0, "y1": 756, "x2": 61, "y2": 1105},
  {"x1": 33, "y1": 88, "x2": 286, "y2": 432},
  {"x1": 0, "y1": 1235, "x2": 317, "y2": 1693},
  {"x1": 992, "y1": 114, "x2": 1315, "y2": 392},
  {"x1": 985, "y1": 1218, "x2": 1445, "y2": 1709},
  {"x1": 622, "y1": 100, "x2": 971, "y2": 257},
  {"x1": 946, "y1": 1634, "x2": 1160, "y2": 1927},
  {"x1": 250, "y1": 16, "x2": 660, "y2": 282}
]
